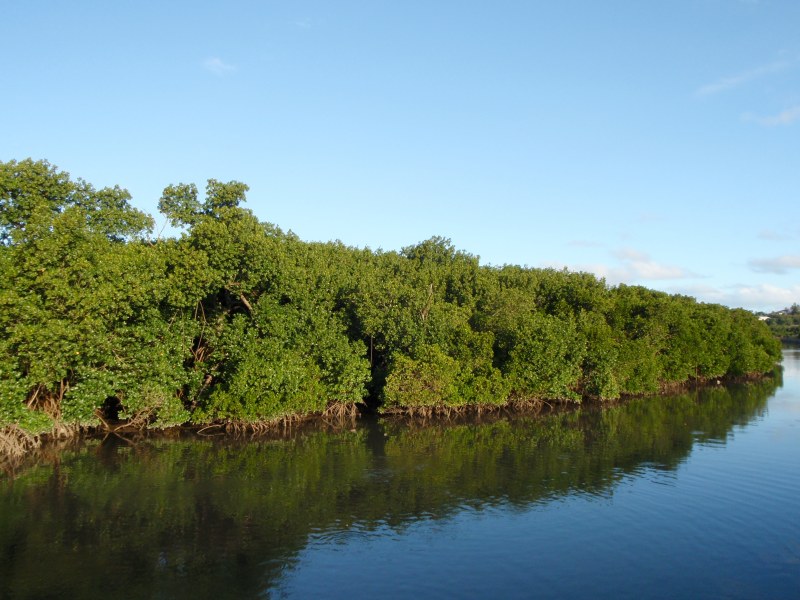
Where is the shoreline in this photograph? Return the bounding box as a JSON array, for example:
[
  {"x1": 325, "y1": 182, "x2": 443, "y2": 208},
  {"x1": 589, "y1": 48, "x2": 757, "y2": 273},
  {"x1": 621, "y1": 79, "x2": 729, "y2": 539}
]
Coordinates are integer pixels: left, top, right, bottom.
[{"x1": 1, "y1": 370, "x2": 775, "y2": 477}]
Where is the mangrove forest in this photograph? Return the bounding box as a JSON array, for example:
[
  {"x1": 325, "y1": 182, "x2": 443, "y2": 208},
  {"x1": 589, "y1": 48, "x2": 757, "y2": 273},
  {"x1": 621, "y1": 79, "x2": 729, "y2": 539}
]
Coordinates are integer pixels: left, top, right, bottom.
[{"x1": 0, "y1": 159, "x2": 782, "y2": 454}]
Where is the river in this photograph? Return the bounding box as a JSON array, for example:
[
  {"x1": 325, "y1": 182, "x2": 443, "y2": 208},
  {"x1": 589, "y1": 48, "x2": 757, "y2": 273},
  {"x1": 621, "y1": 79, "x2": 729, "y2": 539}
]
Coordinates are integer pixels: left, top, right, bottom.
[{"x1": 1, "y1": 347, "x2": 799, "y2": 598}]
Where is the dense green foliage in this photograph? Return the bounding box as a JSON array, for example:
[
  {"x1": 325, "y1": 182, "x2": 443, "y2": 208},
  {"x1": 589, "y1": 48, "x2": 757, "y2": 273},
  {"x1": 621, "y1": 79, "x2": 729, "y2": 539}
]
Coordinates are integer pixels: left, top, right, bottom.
[
  {"x1": 763, "y1": 305, "x2": 800, "y2": 340},
  {"x1": 0, "y1": 160, "x2": 782, "y2": 434}
]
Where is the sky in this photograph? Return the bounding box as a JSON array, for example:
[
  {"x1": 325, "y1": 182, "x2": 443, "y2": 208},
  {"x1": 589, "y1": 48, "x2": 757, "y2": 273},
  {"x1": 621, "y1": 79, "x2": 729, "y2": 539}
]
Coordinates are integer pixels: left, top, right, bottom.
[{"x1": 2, "y1": 0, "x2": 799, "y2": 312}]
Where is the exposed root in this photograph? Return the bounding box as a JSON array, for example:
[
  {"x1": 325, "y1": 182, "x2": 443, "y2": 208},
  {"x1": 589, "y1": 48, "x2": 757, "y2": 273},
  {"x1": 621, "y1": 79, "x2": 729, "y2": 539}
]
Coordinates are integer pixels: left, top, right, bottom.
[
  {"x1": 25, "y1": 385, "x2": 64, "y2": 419},
  {"x1": 197, "y1": 424, "x2": 226, "y2": 437},
  {"x1": 0, "y1": 425, "x2": 41, "y2": 468},
  {"x1": 50, "y1": 421, "x2": 81, "y2": 440},
  {"x1": 322, "y1": 401, "x2": 359, "y2": 420},
  {"x1": 0, "y1": 423, "x2": 84, "y2": 477},
  {"x1": 381, "y1": 402, "x2": 502, "y2": 425},
  {"x1": 205, "y1": 403, "x2": 363, "y2": 439},
  {"x1": 507, "y1": 397, "x2": 548, "y2": 414},
  {"x1": 321, "y1": 402, "x2": 359, "y2": 427},
  {"x1": 379, "y1": 394, "x2": 580, "y2": 427},
  {"x1": 223, "y1": 413, "x2": 304, "y2": 437}
]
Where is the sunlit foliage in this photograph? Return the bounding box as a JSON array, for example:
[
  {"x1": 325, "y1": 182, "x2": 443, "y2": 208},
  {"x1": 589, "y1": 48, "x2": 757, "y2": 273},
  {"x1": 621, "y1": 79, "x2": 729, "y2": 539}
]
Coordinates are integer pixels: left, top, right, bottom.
[{"x1": 0, "y1": 160, "x2": 782, "y2": 434}]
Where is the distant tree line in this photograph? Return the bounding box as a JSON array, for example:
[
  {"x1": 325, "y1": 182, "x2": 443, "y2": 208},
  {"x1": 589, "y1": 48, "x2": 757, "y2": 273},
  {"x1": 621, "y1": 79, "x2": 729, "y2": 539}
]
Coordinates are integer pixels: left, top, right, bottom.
[
  {"x1": 0, "y1": 159, "x2": 782, "y2": 436},
  {"x1": 763, "y1": 305, "x2": 800, "y2": 340}
]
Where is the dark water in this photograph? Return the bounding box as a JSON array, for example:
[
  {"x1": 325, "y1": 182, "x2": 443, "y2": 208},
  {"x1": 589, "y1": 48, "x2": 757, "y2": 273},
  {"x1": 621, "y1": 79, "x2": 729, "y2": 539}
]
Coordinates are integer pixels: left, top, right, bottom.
[{"x1": 2, "y1": 349, "x2": 799, "y2": 599}]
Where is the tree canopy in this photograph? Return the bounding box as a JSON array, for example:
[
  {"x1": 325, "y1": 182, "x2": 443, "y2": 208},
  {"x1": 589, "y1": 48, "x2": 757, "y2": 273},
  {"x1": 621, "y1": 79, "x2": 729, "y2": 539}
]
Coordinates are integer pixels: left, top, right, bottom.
[{"x1": 0, "y1": 159, "x2": 782, "y2": 436}]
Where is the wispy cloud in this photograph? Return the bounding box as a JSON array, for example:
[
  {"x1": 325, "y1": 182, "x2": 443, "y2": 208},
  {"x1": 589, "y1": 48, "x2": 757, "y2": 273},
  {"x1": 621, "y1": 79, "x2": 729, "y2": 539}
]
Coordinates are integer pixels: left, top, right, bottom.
[
  {"x1": 637, "y1": 212, "x2": 665, "y2": 223},
  {"x1": 749, "y1": 255, "x2": 800, "y2": 274},
  {"x1": 548, "y1": 248, "x2": 697, "y2": 286},
  {"x1": 671, "y1": 283, "x2": 800, "y2": 312},
  {"x1": 613, "y1": 248, "x2": 648, "y2": 262},
  {"x1": 743, "y1": 104, "x2": 800, "y2": 126},
  {"x1": 611, "y1": 248, "x2": 696, "y2": 280},
  {"x1": 623, "y1": 262, "x2": 691, "y2": 281},
  {"x1": 203, "y1": 57, "x2": 237, "y2": 75},
  {"x1": 729, "y1": 283, "x2": 800, "y2": 309},
  {"x1": 540, "y1": 262, "x2": 796, "y2": 311},
  {"x1": 758, "y1": 229, "x2": 795, "y2": 241},
  {"x1": 568, "y1": 239, "x2": 604, "y2": 248},
  {"x1": 695, "y1": 59, "x2": 792, "y2": 97}
]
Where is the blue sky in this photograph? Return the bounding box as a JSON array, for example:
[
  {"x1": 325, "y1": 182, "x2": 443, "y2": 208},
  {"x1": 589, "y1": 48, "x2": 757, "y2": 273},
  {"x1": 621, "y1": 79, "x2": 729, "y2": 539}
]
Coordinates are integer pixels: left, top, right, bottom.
[{"x1": 2, "y1": 0, "x2": 799, "y2": 311}]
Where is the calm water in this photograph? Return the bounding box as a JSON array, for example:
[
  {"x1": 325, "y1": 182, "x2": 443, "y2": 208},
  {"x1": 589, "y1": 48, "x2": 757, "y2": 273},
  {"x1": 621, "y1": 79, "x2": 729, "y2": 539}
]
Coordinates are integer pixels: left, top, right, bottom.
[{"x1": 2, "y1": 348, "x2": 799, "y2": 599}]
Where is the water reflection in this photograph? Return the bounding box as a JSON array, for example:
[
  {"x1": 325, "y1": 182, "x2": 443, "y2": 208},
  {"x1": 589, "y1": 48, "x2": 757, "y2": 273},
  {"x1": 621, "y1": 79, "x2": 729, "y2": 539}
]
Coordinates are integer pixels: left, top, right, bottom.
[
  {"x1": 0, "y1": 375, "x2": 786, "y2": 598},
  {"x1": 781, "y1": 344, "x2": 800, "y2": 379}
]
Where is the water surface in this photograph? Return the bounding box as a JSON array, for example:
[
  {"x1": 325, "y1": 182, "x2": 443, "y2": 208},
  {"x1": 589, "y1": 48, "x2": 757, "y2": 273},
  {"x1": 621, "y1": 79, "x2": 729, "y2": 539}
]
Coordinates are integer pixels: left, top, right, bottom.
[{"x1": 2, "y1": 348, "x2": 799, "y2": 599}]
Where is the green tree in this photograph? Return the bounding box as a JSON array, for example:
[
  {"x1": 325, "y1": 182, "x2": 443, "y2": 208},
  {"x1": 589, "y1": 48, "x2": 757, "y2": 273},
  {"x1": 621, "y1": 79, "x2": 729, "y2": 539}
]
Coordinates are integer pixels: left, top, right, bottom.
[{"x1": 0, "y1": 159, "x2": 189, "y2": 432}]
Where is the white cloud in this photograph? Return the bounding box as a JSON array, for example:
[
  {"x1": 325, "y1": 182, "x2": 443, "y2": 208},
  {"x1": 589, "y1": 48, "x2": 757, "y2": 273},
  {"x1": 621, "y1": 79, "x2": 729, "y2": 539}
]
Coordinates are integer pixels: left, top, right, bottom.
[
  {"x1": 626, "y1": 261, "x2": 690, "y2": 280},
  {"x1": 749, "y1": 255, "x2": 800, "y2": 274},
  {"x1": 547, "y1": 248, "x2": 697, "y2": 287},
  {"x1": 203, "y1": 57, "x2": 237, "y2": 75},
  {"x1": 652, "y1": 283, "x2": 799, "y2": 312},
  {"x1": 611, "y1": 248, "x2": 695, "y2": 280},
  {"x1": 671, "y1": 284, "x2": 726, "y2": 302},
  {"x1": 695, "y1": 59, "x2": 792, "y2": 97},
  {"x1": 540, "y1": 262, "x2": 798, "y2": 312},
  {"x1": 744, "y1": 105, "x2": 800, "y2": 126},
  {"x1": 730, "y1": 283, "x2": 800, "y2": 308}
]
